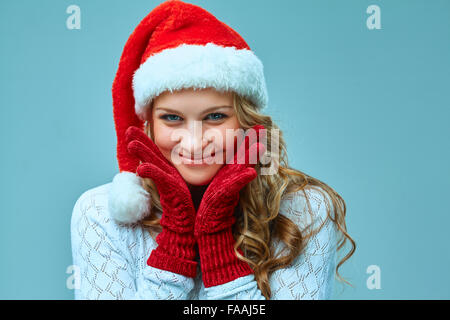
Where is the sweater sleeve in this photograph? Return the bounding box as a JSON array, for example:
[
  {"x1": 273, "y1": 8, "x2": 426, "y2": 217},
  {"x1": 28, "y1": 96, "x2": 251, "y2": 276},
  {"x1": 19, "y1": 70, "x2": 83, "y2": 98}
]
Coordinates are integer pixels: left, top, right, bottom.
[
  {"x1": 70, "y1": 185, "x2": 195, "y2": 300},
  {"x1": 203, "y1": 186, "x2": 338, "y2": 300}
]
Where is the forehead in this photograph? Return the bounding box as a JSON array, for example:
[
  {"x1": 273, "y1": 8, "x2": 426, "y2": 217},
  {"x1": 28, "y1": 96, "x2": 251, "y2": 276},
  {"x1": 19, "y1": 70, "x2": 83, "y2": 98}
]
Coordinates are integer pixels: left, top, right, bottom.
[{"x1": 153, "y1": 87, "x2": 234, "y2": 110}]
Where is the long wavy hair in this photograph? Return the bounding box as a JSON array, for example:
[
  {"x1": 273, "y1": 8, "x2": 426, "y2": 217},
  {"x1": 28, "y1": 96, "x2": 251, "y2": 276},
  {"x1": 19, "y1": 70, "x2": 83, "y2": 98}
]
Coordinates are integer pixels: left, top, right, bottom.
[{"x1": 139, "y1": 91, "x2": 356, "y2": 299}]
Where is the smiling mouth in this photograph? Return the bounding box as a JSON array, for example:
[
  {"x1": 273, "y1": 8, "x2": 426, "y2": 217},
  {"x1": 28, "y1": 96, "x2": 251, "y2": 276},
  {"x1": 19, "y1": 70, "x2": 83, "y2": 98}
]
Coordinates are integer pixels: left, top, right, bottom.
[{"x1": 179, "y1": 151, "x2": 219, "y2": 164}]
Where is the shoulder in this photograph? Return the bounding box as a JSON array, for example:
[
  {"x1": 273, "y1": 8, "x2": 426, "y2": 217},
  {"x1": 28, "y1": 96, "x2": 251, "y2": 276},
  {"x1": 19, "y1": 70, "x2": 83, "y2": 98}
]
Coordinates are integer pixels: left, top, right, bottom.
[
  {"x1": 70, "y1": 182, "x2": 157, "y2": 275},
  {"x1": 71, "y1": 183, "x2": 110, "y2": 225},
  {"x1": 270, "y1": 185, "x2": 339, "y2": 299},
  {"x1": 71, "y1": 182, "x2": 131, "y2": 244},
  {"x1": 279, "y1": 184, "x2": 333, "y2": 233}
]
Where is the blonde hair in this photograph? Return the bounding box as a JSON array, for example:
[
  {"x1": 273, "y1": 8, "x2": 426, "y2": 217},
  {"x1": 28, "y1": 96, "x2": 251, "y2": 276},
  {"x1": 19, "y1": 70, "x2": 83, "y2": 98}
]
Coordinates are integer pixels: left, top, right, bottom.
[{"x1": 139, "y1": 91, "x2": 356, "y2": 299}]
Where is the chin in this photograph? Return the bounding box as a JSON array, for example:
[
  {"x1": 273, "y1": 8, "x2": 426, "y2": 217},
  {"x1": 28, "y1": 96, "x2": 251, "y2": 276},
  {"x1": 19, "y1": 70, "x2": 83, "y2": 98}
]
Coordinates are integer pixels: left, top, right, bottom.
[{"x1": 176, "y1": 163, "x2": 222, "y2": 186}]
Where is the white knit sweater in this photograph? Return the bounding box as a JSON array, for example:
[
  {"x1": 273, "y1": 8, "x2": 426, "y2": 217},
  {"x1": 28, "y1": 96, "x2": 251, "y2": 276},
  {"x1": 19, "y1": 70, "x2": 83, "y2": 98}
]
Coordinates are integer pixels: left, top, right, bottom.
[{"x1": 70, "y1": 182, "x2": 338, "y2": 299}]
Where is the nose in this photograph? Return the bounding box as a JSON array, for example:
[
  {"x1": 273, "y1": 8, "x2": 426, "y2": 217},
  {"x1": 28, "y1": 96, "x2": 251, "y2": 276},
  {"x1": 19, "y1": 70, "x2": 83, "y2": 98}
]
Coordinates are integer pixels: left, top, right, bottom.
[{"x1": 178, "y1": 122, "x2": 211, "y2": 159}]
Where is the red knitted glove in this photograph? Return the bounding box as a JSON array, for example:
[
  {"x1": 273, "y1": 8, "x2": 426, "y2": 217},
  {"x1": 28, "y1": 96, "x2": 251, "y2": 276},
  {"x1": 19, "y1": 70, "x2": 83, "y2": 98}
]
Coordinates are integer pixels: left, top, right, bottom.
[
  {"x1": 126, "y1": 126, "x2": 198, "y2": 278},
  {"x1": 194, "y1": 125, "x2": 266, "y2": 287}
]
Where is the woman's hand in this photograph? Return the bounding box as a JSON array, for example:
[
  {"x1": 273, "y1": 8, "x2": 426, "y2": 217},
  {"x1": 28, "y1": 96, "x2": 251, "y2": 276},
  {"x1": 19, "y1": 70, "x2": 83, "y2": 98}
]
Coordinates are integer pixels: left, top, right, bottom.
[
  {"x1": 195, "y1": 124, "x2": 266, "y2": 235},
  {"x1": 194, "y1": 124, "x2": 267, "y2": 287},
  {"x1": 125, "y1": 126, "x2": 198, "y2": 277}
]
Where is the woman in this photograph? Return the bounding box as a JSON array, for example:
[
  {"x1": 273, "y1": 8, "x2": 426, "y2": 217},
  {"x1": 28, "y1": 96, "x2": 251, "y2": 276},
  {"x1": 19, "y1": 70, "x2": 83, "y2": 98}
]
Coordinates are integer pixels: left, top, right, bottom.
[{"x1": 71, "y1": 0, "x2": 355, "y2": 300}]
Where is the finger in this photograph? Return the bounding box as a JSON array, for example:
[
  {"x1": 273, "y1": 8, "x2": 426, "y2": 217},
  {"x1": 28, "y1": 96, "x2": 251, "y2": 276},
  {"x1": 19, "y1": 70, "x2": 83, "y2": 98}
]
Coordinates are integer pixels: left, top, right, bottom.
[
  {"x1": 127, "y1": 140, "x2": 153, "y2": 163},
  {"x1": 125, "y1": 126, "x2": 170, "y2": 166},
  {"x1": 236, "y1": 139, "x2": 266, "y2": 167},
  {"x1": 136, "y1": 163, "x2": 175, "y2": 195},
  {"x1": 246, "y1": 125, "x2": 264, "y2": 144},
  {"x1": 245, "y1": 125, "x2": 266, "y2": 145},
  {"x1": 253, "y1": 124, "x2": 267, "y2": 143},
  {"x1": 247, "y1": 141, "x2": 266, "y2": 168},
  {"x1": 125, "y1": 126, "x2": 150, "y2": 146},
  {"x1": 128, "y1": 140, "x2": 175, "y2": 173},
  {"x1": 213, "y1": 142, "x2": 259, "y2": 185},
  {"x1": 234, "y1": 125, "x2": 267, "y2": 165},
  {"x1": 232, "y1": 167, "x2": 258, "y2": 191},
  {"x1": 235, "y1": 134, "x2": 250, "y2": 165},
  {"x1": 219, "y1": 167, "x2": 257, "y2": 198},
  {"x1": 136, "y1": 162, "x2": 160, "y2": 180},
  {"x1": 214, "y1": 164, "x2": 255, "y2": 191}
]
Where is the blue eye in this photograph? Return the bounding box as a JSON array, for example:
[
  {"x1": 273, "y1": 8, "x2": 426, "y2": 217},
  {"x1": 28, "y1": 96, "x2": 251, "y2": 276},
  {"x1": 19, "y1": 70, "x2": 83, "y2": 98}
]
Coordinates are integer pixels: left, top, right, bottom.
[
  {"x1": 206, "y1": 113, "x2": 227, "y2": 121},
  {"x1": 160, "y1": 114, "x2": 182, "y2": 122},
  {"x1": 159, "y1": 113, "x2": 227, "y2": 122}
]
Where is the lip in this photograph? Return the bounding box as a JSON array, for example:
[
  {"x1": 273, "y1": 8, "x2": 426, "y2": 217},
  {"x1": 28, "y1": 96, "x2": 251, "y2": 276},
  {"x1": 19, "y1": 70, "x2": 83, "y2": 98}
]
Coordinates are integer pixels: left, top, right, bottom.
[{"x1": 179, "y1": 152, "x2": 221, "y2": 166}]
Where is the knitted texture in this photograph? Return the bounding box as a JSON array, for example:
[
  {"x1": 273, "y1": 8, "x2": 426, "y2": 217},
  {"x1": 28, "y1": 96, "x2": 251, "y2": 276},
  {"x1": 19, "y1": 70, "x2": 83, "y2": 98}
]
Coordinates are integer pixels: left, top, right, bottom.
[
  {"x1": 197, "y1": 228, "x2": 254, "y2": 287},
  {"x1": 71, "y1": 182, "x2": 338, "y2": 299},
  {"x1": 148, "y1": 229, "x2": 198, "y2": 278},
  {"x1": 126, "y1": 126, "x2": 198, "y2": 277},
  {"x1": 195, "y1": 125, "x2": 266, "y2": 287},
  {"x1": 111, "y1": 0, "x2": 268, "y2": 175},
  {"x1": 108, "y1": 0, "x2": 269, "y2": 225}
]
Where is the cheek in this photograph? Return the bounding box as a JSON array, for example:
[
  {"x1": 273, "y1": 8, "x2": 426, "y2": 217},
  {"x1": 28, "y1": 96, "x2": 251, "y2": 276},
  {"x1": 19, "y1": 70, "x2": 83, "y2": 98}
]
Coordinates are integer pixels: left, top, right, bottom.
[
  {"x1": 153, "y1": 122, "x2": 177, "y2": 160},
  {"x1": 217, "y1": 123, "x2": 242, "y2": 162},
  {"x1": 151, "y1": 119, "x2": 241, "y2": 186},
  {"x1": 209, "y1": 119, "x2": 241, "y2": 152}
]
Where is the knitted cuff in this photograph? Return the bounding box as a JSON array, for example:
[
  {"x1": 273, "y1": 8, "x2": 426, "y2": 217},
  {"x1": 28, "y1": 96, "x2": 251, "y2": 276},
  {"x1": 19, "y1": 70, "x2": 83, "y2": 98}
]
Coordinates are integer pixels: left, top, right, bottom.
[
  {"x1": 197, "y1": 228, "x2": 254, "y2": 287},
  {"x1": 147, "y1": 228, "x2": 198, "y2": 278},
  {"x1": 147, "y1": 248, "x2": 198, "y2": 278}
]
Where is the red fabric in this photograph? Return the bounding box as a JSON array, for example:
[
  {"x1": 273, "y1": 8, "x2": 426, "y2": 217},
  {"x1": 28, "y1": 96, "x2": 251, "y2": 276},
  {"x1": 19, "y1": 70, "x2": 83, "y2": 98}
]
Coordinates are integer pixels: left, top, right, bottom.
[
  {"x1": 126, "y1": 126, "x2": 198, "y2": 277},
  {"x1": 125, "y1": 124, "x2": 267, "y2": 284},
  {"x1": 195, "y1": 125, "x2": 266, "y2": 287},
  {"x1": 112, "y1": 0, "x2": 251, "y2": 175},
  {"x1": 148, "y1": 229, "x2": 197, "y2": 278},
  {"x1": 197, "y1": 229, "x2": 253, "y2": 287}
]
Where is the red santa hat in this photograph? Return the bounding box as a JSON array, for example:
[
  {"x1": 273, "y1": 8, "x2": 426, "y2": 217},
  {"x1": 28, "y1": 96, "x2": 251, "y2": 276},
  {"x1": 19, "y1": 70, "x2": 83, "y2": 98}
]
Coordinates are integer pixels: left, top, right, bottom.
[{"x1": 108, "y1": 0, "x2": 268, "y2": 223}]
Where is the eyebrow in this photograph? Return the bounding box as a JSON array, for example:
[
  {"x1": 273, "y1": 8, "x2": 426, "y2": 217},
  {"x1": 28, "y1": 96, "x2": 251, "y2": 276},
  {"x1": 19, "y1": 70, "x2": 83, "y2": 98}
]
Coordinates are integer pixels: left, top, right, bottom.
[{"x1": 155, "y1": 105, "x2": 233, "y2": 114}]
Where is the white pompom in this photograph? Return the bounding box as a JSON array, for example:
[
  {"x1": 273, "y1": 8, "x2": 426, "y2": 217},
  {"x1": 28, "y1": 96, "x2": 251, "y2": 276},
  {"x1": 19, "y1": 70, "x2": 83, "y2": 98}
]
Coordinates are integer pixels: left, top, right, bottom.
[{"x1": 108, "y1": 171, "x2": 151, "y2": 224}]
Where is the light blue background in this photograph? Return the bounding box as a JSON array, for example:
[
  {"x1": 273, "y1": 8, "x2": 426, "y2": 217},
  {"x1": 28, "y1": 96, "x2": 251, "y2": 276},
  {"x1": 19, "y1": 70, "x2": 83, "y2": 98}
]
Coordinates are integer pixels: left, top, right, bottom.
[{"x1": 1, "y1": 0, "x2": 449, "y2": 299}]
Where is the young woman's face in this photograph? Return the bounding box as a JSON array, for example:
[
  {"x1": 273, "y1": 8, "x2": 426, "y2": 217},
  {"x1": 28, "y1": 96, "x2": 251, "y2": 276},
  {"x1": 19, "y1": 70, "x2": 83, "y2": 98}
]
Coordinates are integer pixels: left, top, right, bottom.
[{"x1": 151, "y1": 87, "x2": 241, "y2": 186}]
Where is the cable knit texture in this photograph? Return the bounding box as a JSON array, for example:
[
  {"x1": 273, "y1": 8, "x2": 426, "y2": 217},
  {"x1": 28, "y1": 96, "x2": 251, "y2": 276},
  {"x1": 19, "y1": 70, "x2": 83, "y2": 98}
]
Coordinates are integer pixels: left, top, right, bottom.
[
  {"x1": 147, "y1": 230, "x2": 198, "y2": 278},
  {"x1": 71, "y1": 182, "x2": 338, "y2": 299},
  {"x1": 196, "y1": 229, "x2": 254, "y2": 288},
  {"x1": 125, "y1": 126, "x2": 198, "y2": 278},
  {"x1": 193, "y1": 124, "x2": 265, "y2": 287}
]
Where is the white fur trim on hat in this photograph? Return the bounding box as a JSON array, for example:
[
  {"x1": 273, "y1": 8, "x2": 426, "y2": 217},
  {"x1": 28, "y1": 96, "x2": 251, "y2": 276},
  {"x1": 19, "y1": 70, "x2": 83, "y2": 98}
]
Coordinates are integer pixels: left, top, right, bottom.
[
  {"x1": 108, "y1": 171, "x2": 151, "y2": 224},
  {"x1": 132, "y1": 42, "x2": 268, "y2": 120}
]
